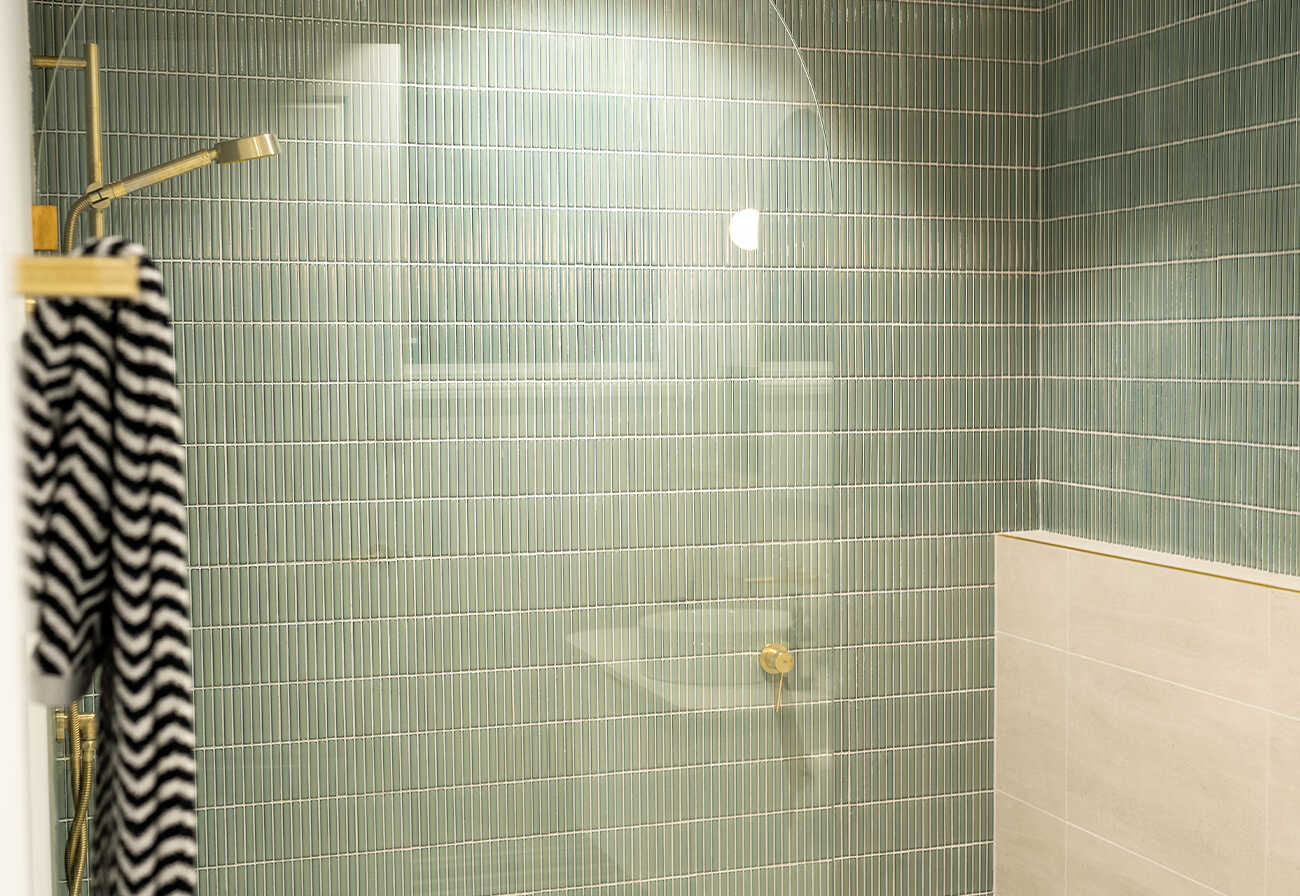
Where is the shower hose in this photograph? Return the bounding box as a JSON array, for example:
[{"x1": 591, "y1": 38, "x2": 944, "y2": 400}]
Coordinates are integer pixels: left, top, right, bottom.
[{"x1": 63, "y1": 702, "x2": 96, "y2": 896}]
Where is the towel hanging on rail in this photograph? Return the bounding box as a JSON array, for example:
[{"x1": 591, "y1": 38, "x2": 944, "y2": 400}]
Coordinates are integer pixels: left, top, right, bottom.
[{"x1": 23, "y1": 237, "x2": 197, "y2": 896}]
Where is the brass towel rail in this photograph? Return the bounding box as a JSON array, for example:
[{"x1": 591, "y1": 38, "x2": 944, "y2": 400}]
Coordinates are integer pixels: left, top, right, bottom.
[{"x1": 14, "y1": 256, "x2": 141, "y2": 301}]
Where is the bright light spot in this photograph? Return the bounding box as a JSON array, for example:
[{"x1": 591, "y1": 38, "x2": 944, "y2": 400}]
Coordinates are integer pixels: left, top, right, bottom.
[{"x1": 729, "y1": 208, "x2": 761, "y2": 251}]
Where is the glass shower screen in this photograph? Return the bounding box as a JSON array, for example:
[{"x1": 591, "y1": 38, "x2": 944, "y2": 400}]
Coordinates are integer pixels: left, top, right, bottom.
[{"x1": 29, "y1": 0, "x2": 996, "y2": 892}]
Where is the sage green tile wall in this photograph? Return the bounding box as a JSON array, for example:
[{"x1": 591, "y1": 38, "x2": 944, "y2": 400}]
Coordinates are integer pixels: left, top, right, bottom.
[
  {"x1": 30, "y1": 0, "x2": 1039, "y2": 893},
  {"x1": 1040, "y1": 0, "x2": 1300, "y2": 575}
]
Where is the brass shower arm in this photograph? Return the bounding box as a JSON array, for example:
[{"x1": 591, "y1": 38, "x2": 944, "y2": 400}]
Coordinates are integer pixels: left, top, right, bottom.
[
  {"x1": 63, "y1": 149, "x2": 219, "y2": 254},
  {"x1": 65, "y1": 149, "x2": 217, "y2": 253},
  {"x1": 63, "y1": 134, "x2": 280, "y2": 253},
  {"x1": 84, "y1": 147, "x2": 222, "y2": 210}
]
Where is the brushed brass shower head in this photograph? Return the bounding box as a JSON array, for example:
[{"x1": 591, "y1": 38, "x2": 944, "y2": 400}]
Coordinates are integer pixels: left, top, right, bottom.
[
  {"x1": 63, "y1": 132, "x2": 281, "y2": 253},
  {"x1": 92, "y1": 132, "x2": 281, "y2": 202},
  {"x1": 213, "y1": 133, "x2": 280, "y2": 164}
]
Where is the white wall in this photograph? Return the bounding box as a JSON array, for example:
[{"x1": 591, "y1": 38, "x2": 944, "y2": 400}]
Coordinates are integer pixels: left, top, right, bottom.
[{"x1": 0, "y1": 2, "x2": 35, "y2": 893}]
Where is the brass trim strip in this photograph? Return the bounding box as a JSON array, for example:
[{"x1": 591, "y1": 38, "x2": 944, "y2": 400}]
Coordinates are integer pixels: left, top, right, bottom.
[
  {"x1": 14, "y1": 256, "x2": 141, "y2": 301},
  {"x1": 997, "y1": 532, "x2": 1300, "y2": 596}
]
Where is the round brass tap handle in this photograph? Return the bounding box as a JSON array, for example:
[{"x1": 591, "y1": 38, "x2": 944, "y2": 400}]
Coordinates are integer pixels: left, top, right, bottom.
[
  {"x1": 759, "y1": 643, "x2": 794, "y2": 712},
  {"x1": 759, "y1": 643, "x2": 795, "y2": 676}
]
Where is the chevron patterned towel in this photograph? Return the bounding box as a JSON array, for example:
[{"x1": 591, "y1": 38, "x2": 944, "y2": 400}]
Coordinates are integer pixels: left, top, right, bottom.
[{"x1": 23, "y1": 237, "x2": 198, "y2": 895}]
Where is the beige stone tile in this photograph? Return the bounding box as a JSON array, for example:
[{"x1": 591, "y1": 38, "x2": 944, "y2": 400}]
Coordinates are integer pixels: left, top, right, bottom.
[
  {"x1": 1068, "y1": 657, "x2": 1267, "y2": 895},
  {"x1": 996, "y1": 535, "x2": 1069, "y2": 646},
  {"x1": 1269, "y1": 715, "x2": 1300, "y2": 894},
  {"x1": 1269, "y1": 591, "x2": 1300, "y2": 717},
  {"x1": 1069, "y1": 552, "x2": 1270, "y2": 704},
  {"x1": 995, "y1": 792, "x2": 1065, "y2": 895},
  {"x1": 1066, "y1": 826, "x2": 1221, "y2": 895},
  {"x1": 995, "y1": 634, "x2": 1067, "y2": 814}
]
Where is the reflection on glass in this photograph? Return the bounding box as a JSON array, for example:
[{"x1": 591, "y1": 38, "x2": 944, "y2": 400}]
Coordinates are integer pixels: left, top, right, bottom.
[{"x1": 729, "y1": 207, "x2": 763, "y2": 251}]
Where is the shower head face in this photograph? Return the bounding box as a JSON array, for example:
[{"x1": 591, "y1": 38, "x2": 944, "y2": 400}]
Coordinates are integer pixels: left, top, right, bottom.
[{"x1": 213, "y1": 133, "x2": 280, "y2": 164}]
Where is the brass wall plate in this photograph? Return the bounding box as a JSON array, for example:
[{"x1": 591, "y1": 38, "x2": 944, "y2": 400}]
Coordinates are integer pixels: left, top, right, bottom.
[{"x1": 32, "y1": 205, "x2": 59, "y2": 251}]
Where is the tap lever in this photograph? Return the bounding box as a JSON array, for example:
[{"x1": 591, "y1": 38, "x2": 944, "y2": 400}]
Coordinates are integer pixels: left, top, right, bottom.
[{"x1": 758, "y1": 643, "x2": 795, "y2": 712}]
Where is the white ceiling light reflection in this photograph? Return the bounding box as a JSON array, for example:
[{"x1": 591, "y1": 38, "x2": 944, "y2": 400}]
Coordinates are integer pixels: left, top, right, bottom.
[{"x1": 729, "y1": 208, "x2": 762, "y2": 251}]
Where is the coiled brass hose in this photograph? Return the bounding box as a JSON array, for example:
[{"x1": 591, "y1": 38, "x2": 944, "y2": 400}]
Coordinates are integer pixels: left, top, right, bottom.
[
  {"x1": 62, "y1": 193, "x2": 98, "y2": 255},
  {"x1": 62, "y1": 703, "x2": 96, "y2": 896}
]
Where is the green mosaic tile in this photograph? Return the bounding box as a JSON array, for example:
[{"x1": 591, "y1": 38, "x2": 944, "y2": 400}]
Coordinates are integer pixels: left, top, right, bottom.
[{"x1": 1041, "y1": 0, "x2": 1300, "y2": 577}]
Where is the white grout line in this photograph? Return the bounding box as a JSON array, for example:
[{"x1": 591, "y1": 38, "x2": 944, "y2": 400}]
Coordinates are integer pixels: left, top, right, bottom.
[
  {"x1": 994, "y1": 790, "x2": 1230, "y2": 896},
  {"x1": 1266, "y1": 599, "x2": 1275, "y2": 886},
  {"x1": 177, "y1": 428, "x2": 1036, "y2": 450},
  {"x1": 1045, "y1": 47, "x2": 1300, "y2": 117},
  {"x1": 1048, "y1": 247, "x2": 1300, "y2": 274},
  {"x1": 195, "y1": 686, "x2": 994, "y2": 751},
  {"x1": 192, "y1": 738, "x2": 995, "y2": 813},
  {"x1": 168, "y1": 374, "x2": 1284, "y2": 388},
  {"x1": 1044, "y1": 0, "x2": 1259, "y2": 64},
  {"x1": 1039, "y1": 315, "x2": 1300, "y2": 326},
  {"x1": 183, "y1": 480, "x2": 1037, "y2": 510},
  {"x1": 198, "y1": 789, "x2": 995, "y2": 849},
  {"x1": 35, "y1": 0, "x2": 1039, "y2": 44},
  {"x1": 190, "y1": 582, "x2": 994, "y2": 630},
  {"x1": 187, "y1": 529, "x2": 1027, "y2": 571},
  {"x1": 191, "y1": 635, "x2": 994, "y2": 692},
  {"x1": 1039, "y1": 375, "x2": 1299, "y2": 386},
  {"x1": 1044, "y1": 180, "x2": 1300, "y2": 223},
  {"x1": 177, "y1": 428, "x2": 1037, "y2": 449},
  {"x1": 201, "y1": 839, "x2": 996, "y2": 885},
  {"x1": 98, "y1": 46, "x2": 1039, "y2": 83},
  {"x1": 1040, "y1": 480, "x2": 1300, "y2": 518},
  {"x1": 175, "y1": 375, "x2": 1038, "y2": 387},
  {"x1": 1032, "y1": 6, "x2": 1045, "y2": 541},
  {"x1": 43, "y1": 190, "x2": 1040, "y2": 223},
  {"x1": 43, "y1": 67, "x2": 1045, "y2": 116},
  {"x1": 997, "y1": 630, "x2": 1300, "y2": 727},
  {"x1": 149, "y1": 259, "x2": 1046, "y2": 274},
  {"x1": 1045, "y1": 111, "x2": 1300, "y2": 171},
  {"x1": 168, "y1": 319, "x2": 1041, "y2": 327},
  {"x1": 1040, "y1": 427, "x2": 1300, "y2": 454},
  {"x1": 38, "y1": 128, "x2": 1039, "y2": 169}
]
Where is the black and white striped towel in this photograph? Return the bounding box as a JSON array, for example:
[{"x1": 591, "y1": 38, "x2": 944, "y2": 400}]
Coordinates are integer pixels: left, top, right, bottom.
[{"x1": 23, "y1": 237, "x2": 197, "y2": 895}]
